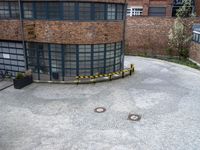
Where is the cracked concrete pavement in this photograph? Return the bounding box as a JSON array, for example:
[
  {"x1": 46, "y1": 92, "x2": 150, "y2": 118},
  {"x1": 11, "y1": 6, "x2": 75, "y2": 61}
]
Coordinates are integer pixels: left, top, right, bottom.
[{"x1": 0, "y1": 56, "x2": 200, "y2": 150}]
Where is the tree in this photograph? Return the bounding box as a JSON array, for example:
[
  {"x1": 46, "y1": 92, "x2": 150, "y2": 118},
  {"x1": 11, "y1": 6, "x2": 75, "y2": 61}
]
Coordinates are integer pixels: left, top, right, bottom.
[
  {"x1": 168, "y1": 18, "x2": 192, "y2": 59},
  {"x1": 176, "y1": 0, "x2": 195, "y2": 18},
  {"x1": 168, "y1": 0, "x2": 195, "y2": 59}
]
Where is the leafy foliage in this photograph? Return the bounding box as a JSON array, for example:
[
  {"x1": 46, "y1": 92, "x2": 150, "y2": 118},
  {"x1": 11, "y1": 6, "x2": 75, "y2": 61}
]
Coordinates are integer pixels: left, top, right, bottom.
[
  {"x1": 168, "y1": 0, "x2": 195, "y2": 59},
  {"x1": 176, "y1": 0, "x2": 195, "y2": 18},
  {"x1": 168, "y1": 18, "x2": 192, "y2": 58}
]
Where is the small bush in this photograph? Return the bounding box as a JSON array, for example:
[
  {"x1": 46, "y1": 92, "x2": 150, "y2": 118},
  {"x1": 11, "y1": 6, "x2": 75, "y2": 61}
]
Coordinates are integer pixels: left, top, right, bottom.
[
  {"x1": 165, "y1": 48, "x2": 173, "y2": 57},
  {"x1": 16, "y1": 72, "x2": 25, "y2": 80}
]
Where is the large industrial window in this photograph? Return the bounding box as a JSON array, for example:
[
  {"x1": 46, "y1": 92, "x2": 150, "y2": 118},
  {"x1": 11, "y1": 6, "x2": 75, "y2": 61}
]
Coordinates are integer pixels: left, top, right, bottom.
[
  {"x1": 26, "y1": 43, "x2": 37, "y2": 74},
  {"x1": 48, "y1": 2, "x2": 61, "y2": 20},
  {"x1": 149, "y1": 7, "x2": 166, "y2": 16},
  {"x1": 63, "y1": 2, "x2": 75, "y2": 20},
  {"x1": 0, "y1": 2, "x2": 19, "y2": 19},
  {"x1": 0, "y1": 2, "x2": 125, "y2": 20},
  {"x1": 78, "y1": 45, "x2": 92, "y2": 75},
  {"x1": 79, "y1": 3, "x2": 91, "y2": 20},
  {"x1": 10, "y1": 2, "x2": 19, "y2": 19},
  {"x1": 107, "y1": 4, "x2": 116, "y2": 20},
  {"x1": 26, "y1": 41, "x2": 123, "y2": 79},
  {"x1": 0, "y1": 41, "x2": 25, "y2": 76},
  {"x1": 23, "y1": 3, "x2": 33, "y2": 19},
  {"x1": 106, "y1": 43, "x2": 115, "y2": 73},
  {"x1": 0, "y1": 2, "x2": 10, "y2": 19},
  {"x1": 93, "y1": 44, "x2": 105, "y2": 74},
  {"x1": 117, "y1": 4, "x2": 123, "y2": 20},
  {"x1": 115, "y1": 42, "x2": 122, "y2": 71},
  {"x1": 50, "y1": 44, "x2": 62, "y2": 80},
  {"x1": 35, "y1": 2, "x2": 47, "y2": 19},
  {"x1": 26, "y1": 43, "x2": 50, "y2": 80},
  {"x1": 38, "y1": 44, "x2": 49, "y2": 78},
  {"x1": 64, "y1": 45, "x2": 77, "y2": 77},
  {"x1": 95, "y1": 3, "x2": 105, "y2": 20},
  {"x1": 17, "y1": 1, "x2": 124, "y2": 20}
]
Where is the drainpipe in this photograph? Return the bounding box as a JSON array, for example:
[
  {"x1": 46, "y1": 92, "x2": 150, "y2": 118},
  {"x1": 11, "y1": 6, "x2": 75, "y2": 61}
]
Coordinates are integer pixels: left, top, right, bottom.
[
  {"x1": 18, "y1": 0, "x2": 27, "y2": 70},
  {"x1": 122, "y1": 0, "x2": 127, "y2": 69}
]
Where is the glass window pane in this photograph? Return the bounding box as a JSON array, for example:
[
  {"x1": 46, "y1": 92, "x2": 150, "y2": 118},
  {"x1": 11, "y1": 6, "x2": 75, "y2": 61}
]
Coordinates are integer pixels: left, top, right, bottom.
[
  {"x1": 79, "y1": 3, "x2": 91, "y2": 20},
  {"x1": 95, "y1": 3, "x2": 105, "y2": 20},
  {"x1": 35, "y1": 2, "x2": 47, "y2": 19},
  {"x1": 48, "y1": 2, "x2": 61, "y2": 20},
  {"x1": 10, "y1": 2, "x2": 19, "y2": 19},
  {"x1": 63, "y1": 2, "x2": 75, "y2": 20},
  {"x1": 117, "y1": 4, "x2": 123, "y2": 20},
  {"x1": 107, "y1": 4, "x2": 116, "y2": 20},
  {"x1": 0, "y1": 2, "x2": 10, "y2": 19},
  {"x1": 149, "y1": 7, "x2": 166, "y2": 16},
  {"x1": 23, "y1": 3, "x2": 33, "y2": 19}
]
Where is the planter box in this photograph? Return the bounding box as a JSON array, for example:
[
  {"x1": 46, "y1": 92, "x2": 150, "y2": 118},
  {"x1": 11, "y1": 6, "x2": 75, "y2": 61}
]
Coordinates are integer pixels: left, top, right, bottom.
[
  {"x1": 13, "y1": 76, "x2": 33, "y2": 89},
  {"x1": 52, "y1": 72, "x2": 59, "y2": 80}
]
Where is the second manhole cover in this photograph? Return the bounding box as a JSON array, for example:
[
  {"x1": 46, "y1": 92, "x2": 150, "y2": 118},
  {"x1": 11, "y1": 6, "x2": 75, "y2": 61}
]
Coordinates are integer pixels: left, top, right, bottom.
[
  {"x1": 128, "y1": 114, "x2": 141, "y2": 121},
  {"x1": 94, "y1": 107, "x2": 106, "y2": 113}
]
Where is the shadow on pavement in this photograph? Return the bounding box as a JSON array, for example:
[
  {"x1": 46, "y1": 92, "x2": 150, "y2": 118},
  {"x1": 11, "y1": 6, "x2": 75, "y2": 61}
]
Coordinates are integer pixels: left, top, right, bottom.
[{"x1": 0, "y1": 80, "x2": 13, "y2": 91}]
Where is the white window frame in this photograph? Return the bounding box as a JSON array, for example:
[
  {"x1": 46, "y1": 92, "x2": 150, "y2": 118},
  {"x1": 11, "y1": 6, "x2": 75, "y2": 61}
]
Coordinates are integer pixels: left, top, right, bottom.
[{"x1": 127, "y1": 6, "x2": 143, "y2": 16}]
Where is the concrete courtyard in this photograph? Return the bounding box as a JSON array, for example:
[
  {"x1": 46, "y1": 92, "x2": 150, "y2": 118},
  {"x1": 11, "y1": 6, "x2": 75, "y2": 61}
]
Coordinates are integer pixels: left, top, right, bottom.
[{"x1": 0, "y1": 56, "x2": 200, "y2": 150}]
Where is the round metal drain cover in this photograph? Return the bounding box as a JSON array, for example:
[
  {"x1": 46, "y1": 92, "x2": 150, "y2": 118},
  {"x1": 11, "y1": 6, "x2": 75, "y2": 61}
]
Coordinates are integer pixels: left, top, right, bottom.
[
  {"x1": 128, "y1": 114, "x2": 141, "y2": 121},
  {"x1": 94, "y1": 107, "x2": 106, "y2": 113}
]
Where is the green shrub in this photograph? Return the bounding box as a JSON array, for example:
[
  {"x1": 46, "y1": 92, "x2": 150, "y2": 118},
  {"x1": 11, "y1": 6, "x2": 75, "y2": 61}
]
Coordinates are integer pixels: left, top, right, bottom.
[
  {"x1": 165, "y1": 48, "x2": 173, "y2": 57},
  {"x1": 16, "y1": 72, "x2": 24, "y2": 80}
]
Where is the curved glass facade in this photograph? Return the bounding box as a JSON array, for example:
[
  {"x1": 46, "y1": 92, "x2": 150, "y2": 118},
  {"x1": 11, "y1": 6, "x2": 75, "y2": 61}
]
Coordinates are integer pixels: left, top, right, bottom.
[
  {"x1": 26, "y1": 42, "x2": 123, "y2": 81},
  {"x1": 0, "y1": 1, "x2": 125, "y2": 82}
]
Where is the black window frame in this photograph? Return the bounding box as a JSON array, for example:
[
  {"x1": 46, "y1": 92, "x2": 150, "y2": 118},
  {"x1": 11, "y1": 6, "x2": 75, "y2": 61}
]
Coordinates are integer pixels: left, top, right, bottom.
[
  {"x1": 0, "y1": 1, "x2": 20, "y2": 19},
  {"x1": 35, "y1": 2, "x2": 47, "y2": 19},
  {"x1": 149, "y1": 7, "x2": 166, "y2": 17},
  {"x1": 21, "y1": 1, "x2": 124, "y2": 21}
]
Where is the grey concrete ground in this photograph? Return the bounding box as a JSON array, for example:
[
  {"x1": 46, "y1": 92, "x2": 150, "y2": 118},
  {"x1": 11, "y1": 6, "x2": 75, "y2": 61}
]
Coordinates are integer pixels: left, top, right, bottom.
[
  {"x1": 1, "y1": 56, "x2": 200, "y2": 150},
  {"x1": 0, "y1": 80, "x2": 13, "y2": 91}
]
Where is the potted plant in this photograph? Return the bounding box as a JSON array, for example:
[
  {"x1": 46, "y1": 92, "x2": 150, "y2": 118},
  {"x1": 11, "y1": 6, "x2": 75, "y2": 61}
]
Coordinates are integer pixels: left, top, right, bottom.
[{"x1": 13, "y1": 70, "x2": 33, "y2": 89}]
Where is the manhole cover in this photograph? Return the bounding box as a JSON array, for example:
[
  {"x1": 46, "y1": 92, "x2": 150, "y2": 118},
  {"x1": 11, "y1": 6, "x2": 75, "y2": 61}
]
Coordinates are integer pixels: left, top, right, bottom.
[
  {"x1": 128, "y1": 114, "x2": 141, "y2": 121},
  {"x1": 94, "y1": 107, "x2": 106, "y2": 113}
]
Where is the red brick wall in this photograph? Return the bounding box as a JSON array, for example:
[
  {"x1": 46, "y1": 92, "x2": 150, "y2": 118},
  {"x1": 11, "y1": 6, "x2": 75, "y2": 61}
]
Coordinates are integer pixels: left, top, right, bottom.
[
  {"x1": 0, "y1": 20, "x2": 123, "y2": 45},
  {"x1": 189, "y1": 42, "x2": 200, "y2": 64},
  {"x1": 125, "y1": 17, "x2": 200, "y2": 56},
  {"x1": 195, "y1": 0, "x2": 200, "y2": 17},
  {"x1": 0, "y1": 20, "x2": 22, "y2": 41},
  {"x1": 125, "y1": 16, "x2": 175, "y2": 56}
]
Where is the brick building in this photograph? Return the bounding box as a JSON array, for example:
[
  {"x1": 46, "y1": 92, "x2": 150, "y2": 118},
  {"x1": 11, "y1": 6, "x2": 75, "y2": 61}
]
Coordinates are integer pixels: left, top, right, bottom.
[
  {"x1": 125, "y1": 0, "x2": 200, "y2": 62},
  {"x1": 0, "y1": 0, "x2": 126, "y2": 81},
  {"x1": 127, "y1": 0, "x2": 197, "y2": 17}
]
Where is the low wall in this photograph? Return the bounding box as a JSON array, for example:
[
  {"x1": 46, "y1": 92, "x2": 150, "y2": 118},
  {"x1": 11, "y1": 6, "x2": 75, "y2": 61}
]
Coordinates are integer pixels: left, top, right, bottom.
[
  {"x1": 125, "y1": 17, "x2": 200, "y2": 57},
  {"x1": 125, "y1": 17, "x2": 175, "y2": 56}
]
